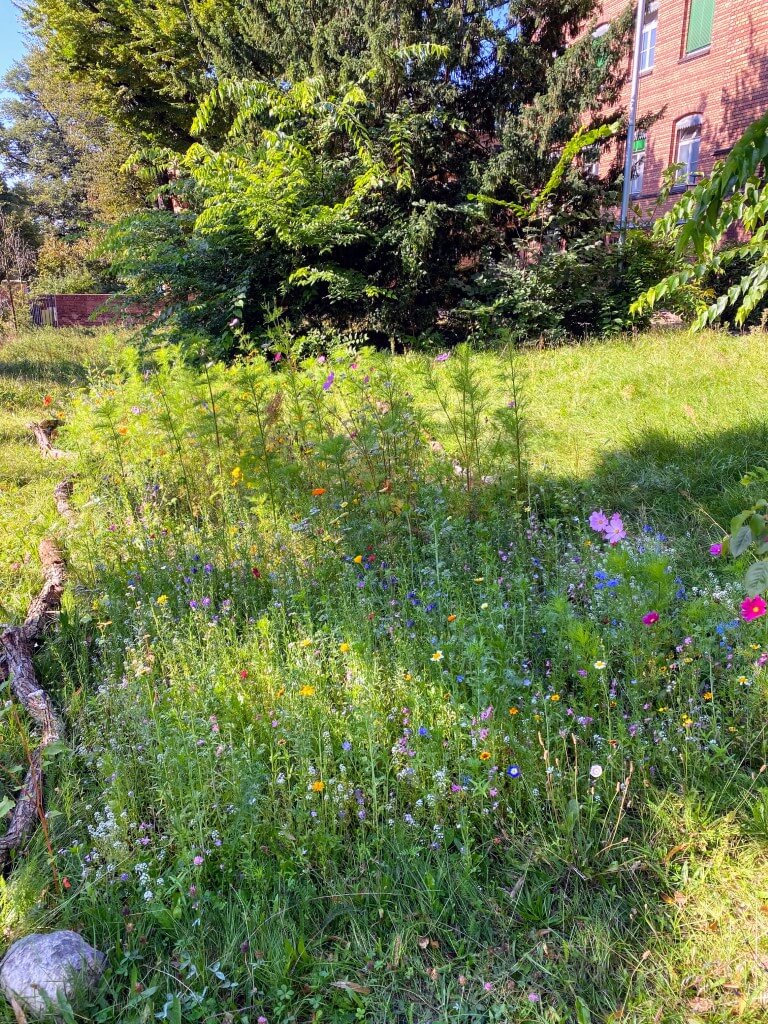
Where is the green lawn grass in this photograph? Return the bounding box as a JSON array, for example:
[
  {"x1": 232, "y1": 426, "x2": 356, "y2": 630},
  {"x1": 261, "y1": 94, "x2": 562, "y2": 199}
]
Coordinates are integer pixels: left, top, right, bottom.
[{"x1": 1, "y1": 327, "x2": 767, "y2": 1024}]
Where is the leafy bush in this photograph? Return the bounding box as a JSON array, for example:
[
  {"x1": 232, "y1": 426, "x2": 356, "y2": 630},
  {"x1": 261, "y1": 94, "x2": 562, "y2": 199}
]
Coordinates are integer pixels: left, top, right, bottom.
[{"x1": 462, "y1": 229, "x2": 701, "y2": 344}]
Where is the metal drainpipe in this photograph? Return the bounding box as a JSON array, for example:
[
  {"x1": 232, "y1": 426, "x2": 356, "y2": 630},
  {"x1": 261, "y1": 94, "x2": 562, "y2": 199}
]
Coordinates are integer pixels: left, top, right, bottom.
[{"x1": 619, "y1": 0, "x2": 646, "y2": 243}]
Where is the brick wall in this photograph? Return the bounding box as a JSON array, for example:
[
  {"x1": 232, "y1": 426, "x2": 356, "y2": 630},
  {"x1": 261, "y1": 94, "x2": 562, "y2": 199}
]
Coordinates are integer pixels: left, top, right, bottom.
[
  {"x1": 33, "y1": 294, "x2": 148, "y2": 328},
  {"x1": 595, "y1": 0, "x2": 768, "y2": 210}
]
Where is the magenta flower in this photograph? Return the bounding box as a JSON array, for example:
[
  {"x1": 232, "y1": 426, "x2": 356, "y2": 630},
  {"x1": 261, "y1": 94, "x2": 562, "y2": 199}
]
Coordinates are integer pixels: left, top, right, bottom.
[
  {"x1": 709, "y1": 543, "x2": 722, "y2": 556},
  {"x1": 741, "y1": 595, "x2": 767, "y2": 622},
  {"x1": 589, "y1": 510, "x2": 609, "y2": 533},
  {"x1": 604, "y1": 513, "x2": 627, "y2": 546},
  {"x1": 642, "y1": 611, "x2": 659, "y2": 625},
  {"x1": 273, "y1": 352, "x2": 282, "y2": 362},
  {"x1": 434, "y1": 352, "x2": 450, "y2": 362}
]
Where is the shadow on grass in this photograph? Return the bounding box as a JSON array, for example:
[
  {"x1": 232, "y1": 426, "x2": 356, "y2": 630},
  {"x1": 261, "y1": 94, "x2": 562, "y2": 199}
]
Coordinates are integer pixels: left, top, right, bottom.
[
  {"x1": 541, "y1": 422, "x2": 768, "y2": 535},
  {"x1": 0, "y1": 356, "x2": 96, "y2": 387}
]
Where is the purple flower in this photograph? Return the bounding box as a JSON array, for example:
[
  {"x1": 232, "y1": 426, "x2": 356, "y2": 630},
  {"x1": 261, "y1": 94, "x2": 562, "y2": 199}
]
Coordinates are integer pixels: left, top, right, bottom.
[
  {"x1": 709, "y1": 543, "x2": 722, "y2": 556},
  {"x1": 589, "y1": 510, "x2": 609, "y2": 533},
  {"x1": 193, "y1": 855, "x2": 204, "y2": 866},
  {"x1": 322, "y1": 372, "x2": 335, "y2": 391},
  {"x1": 434, "y1": 352, "x2": 450, "y2": 363},
  {"x1": 604, "y1": 513, "x2": 626, "y2": 546}
]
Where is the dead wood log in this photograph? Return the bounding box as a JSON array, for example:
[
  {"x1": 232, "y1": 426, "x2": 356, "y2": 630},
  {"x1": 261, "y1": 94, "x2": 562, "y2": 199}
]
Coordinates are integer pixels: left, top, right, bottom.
[
  {"x1": 0, "y1": 628, "x2": 64, "y2": 868},
  {"x1": 0, "y1": 480, "x2": 73, "y2": 867},
  {"x1": 28, "y1": 419, "x2": 72, "y2": 460}
]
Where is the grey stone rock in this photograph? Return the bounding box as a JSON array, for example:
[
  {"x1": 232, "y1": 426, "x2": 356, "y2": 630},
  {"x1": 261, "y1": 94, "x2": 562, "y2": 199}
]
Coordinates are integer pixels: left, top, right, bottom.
[{"x1": 0, "y1": 931, "x2": 106, "y2": 1019}]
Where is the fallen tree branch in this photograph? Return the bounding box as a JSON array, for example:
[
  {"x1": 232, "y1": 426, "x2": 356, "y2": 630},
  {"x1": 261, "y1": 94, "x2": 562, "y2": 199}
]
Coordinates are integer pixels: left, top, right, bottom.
[
  {"x1": 0, "y1": 628, "x2": 64, "y2": 868},
  {"x1": 28, "y1": 418, "x2": 72, "y2": 460},
  {"x1": 0, "y1": 427, "x2": 75, "y2": 868}
]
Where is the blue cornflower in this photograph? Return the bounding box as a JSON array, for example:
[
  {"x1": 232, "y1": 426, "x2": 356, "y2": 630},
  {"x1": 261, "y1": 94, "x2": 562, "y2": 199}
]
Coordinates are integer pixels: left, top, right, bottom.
[
  {"x1": 418, "y1": 726, "x2": 429, "y2": 737},
  {"x1": 506, "y1": 765, "x2": 522, "y2": 779}
]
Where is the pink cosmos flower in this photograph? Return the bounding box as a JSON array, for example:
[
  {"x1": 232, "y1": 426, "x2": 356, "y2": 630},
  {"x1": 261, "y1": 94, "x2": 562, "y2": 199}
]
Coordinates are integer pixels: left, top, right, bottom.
[
  {"x1": 741, "y1": 595, "x2": 767, "y2": 622},
  {"x1": 709, "y1": 543, "x2": 722, "y2": 557},
  {"x1": 604, "y1": 513, "x2": 627, "y2": 546},
  {"x1": 434, "y1": 352, "x2": 450, "y2": 362},
  {"x1": 589, "y1": 510, "x2": 610, "y2": 533},
  {"x1": 193, "y1": 855, "x2": 204, "y2": 866},
  {"x1": 642, "y1": 611, "x2": 659, "y2": 625}
]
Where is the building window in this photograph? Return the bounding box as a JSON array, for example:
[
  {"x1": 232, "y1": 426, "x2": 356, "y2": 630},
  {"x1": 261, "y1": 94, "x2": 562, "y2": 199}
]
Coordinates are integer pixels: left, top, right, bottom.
[
  {"x1": 685, "y1": 0, "x2": 715, "y2": 55},
  {"x1": 640, "y1": 2, "x2": 658, "y2": 72},
  {"x1": 631, "y1": 135, "x2": 647, "y2": 197},
  {"x1": 582, "y1": 145, "x2": 601, "y2": 178},
  {"x1": 674, "y1": 115, "x2": 702, "y2": 187}
]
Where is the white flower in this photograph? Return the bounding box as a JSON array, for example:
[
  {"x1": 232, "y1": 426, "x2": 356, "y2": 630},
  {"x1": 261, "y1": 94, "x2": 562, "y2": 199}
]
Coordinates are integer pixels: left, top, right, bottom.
[{"x1": 589, "y1": 764, "x2": 603, "y2": 779}]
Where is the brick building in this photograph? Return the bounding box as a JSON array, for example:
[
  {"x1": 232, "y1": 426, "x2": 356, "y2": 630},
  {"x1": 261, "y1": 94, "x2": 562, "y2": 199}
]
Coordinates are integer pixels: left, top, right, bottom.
[{"x1": 595, "y1": 0, "x2": 768, "y2": 212}]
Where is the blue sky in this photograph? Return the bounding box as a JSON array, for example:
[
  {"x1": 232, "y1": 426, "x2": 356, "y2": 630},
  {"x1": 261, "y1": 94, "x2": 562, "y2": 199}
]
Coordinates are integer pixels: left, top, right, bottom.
[{"x1": 0, "y1": 1, "x2": 27, "y2": 81}]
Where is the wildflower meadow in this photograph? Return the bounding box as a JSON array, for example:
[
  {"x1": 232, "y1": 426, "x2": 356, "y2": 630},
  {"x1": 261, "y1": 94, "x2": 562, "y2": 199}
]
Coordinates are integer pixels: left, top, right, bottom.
[{"x1": 1, "y1": 328, "x2": 768, "y2": 1022}]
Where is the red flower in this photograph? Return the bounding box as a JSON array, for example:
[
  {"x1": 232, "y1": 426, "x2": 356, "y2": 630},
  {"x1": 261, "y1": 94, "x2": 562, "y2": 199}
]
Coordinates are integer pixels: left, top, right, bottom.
[
  {"x1": 240, "y1": 669, "x2": 248, "y2": 679},
  {"x1": 251, "y1": 566, "x2": 261, "y2": 578},
  {"x1": 42, "y1": 395, "x2": 53, "y2": 407},
  {"x1": 741, "y1": 595, "x2": 767, "y2": 622}
]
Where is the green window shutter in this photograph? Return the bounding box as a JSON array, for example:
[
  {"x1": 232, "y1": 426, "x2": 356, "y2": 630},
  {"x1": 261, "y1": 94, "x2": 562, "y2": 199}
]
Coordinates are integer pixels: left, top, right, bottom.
[{"x1": 686, "y1": 0, "x2": 715, "y2": 53}]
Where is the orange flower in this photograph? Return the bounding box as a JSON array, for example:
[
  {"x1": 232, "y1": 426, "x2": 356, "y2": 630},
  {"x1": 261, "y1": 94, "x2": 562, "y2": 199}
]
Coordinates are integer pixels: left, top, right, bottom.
[
  {"x1": 353, "y1": 555, "x2": 363, "y2": 564},
  {"x1": 312, "y1": 780, "x2": 325, "y2": 792},
  {"x1": 42, "y1": 395, "x2": 53, "y2": 407},
  {"x1": 479, "y1": 750, "x2": 491, "y2": 761},
  {"x1": 312, "y1": 487, "x2": 326, "y2": 496},
  {"x1": 508, "y1": 707, "x2": 519, "y2": 716},
  {"x1": 447, "y1": 614, "x2": 456, "y2": 623}
]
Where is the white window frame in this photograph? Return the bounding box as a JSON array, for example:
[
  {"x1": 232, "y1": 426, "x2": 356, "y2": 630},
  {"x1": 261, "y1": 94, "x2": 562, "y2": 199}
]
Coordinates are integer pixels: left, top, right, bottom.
[
  {"x1": 674, "y1": 114, "x2": 702, "y2": 187},
  {"x1": 639, "y1": 2, "x2": 658, "y2": 72},
  {"x1": 630, "y1": 135, "x2": 651, "y2": 196}
]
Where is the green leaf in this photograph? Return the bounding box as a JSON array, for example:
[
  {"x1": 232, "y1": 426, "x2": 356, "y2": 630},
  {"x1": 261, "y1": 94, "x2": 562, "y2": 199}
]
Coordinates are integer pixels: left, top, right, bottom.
[
  {"x1": 730, "y1": 524, "x2": 754, "y2": 557},
  {"x1": 0, "y1": 795, "x2": 16, "y2": 817},
  {"x1": 744, "y1": 560, "x2": 768, "y2": 594}
]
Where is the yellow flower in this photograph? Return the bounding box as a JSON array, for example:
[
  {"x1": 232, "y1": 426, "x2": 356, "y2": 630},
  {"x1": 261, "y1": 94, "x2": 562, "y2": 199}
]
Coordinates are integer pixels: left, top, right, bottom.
[
  {"x1": 300, "y1": 685, "x2": 316, "y2": 697},
  {"x1": 430, "y1": 650, "x2": 444, "y2": 662},
  {"x1": 156, "y1": 594, "x2": 168, "y2": 606},
  {"x1": 737, "y1": 675, "x2": 748, "y2": 685},
  {"x1": 473, "y1": 577, "x2": 484, "y2": 583},
  {"x1": 594, "y1": 660, "x2": 606, "y2": 670},
  {"x1": 353, "y1": 555, "x2": 363, "y2": 564},
  {"x1": 703, "y1": 691, "x2": 713, "y2": 701},
  {"x1": 312, "y1": 780, "x2": 325, "y2": 792},
  {"x1": 339, "y1": 642, "x2": 351, "y2": 653},
  {"x1": 550, "y1": 693, "x2": 561, "y2": 702},
  {"x1": 508, "y1": 707, "x2": 519, "y2": 716},
  {"x1": 404, "y1": 672, "x2": 412, "y2": 682},
  {"x1": 300, "y1": 638, "x2": 312, "y2": 648},
  {"x1": 480, "y1": 602, "x2": 489, "y2": 610},
  {"x1": 231, "y1": 466, "x2": 242, "y2": 483},
  {"x1": 682, "y1": 716, "x2": 693, "y2": 727},
  {"x1": 479, "y1": 750, "x2": 491, "y2": 761}
]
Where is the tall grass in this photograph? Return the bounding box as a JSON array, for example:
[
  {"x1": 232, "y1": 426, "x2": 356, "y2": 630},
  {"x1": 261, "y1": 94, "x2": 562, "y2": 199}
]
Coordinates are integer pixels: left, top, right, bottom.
[{"x1": 1, "y1": 329, "x2": 767, "y2": 1023}]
